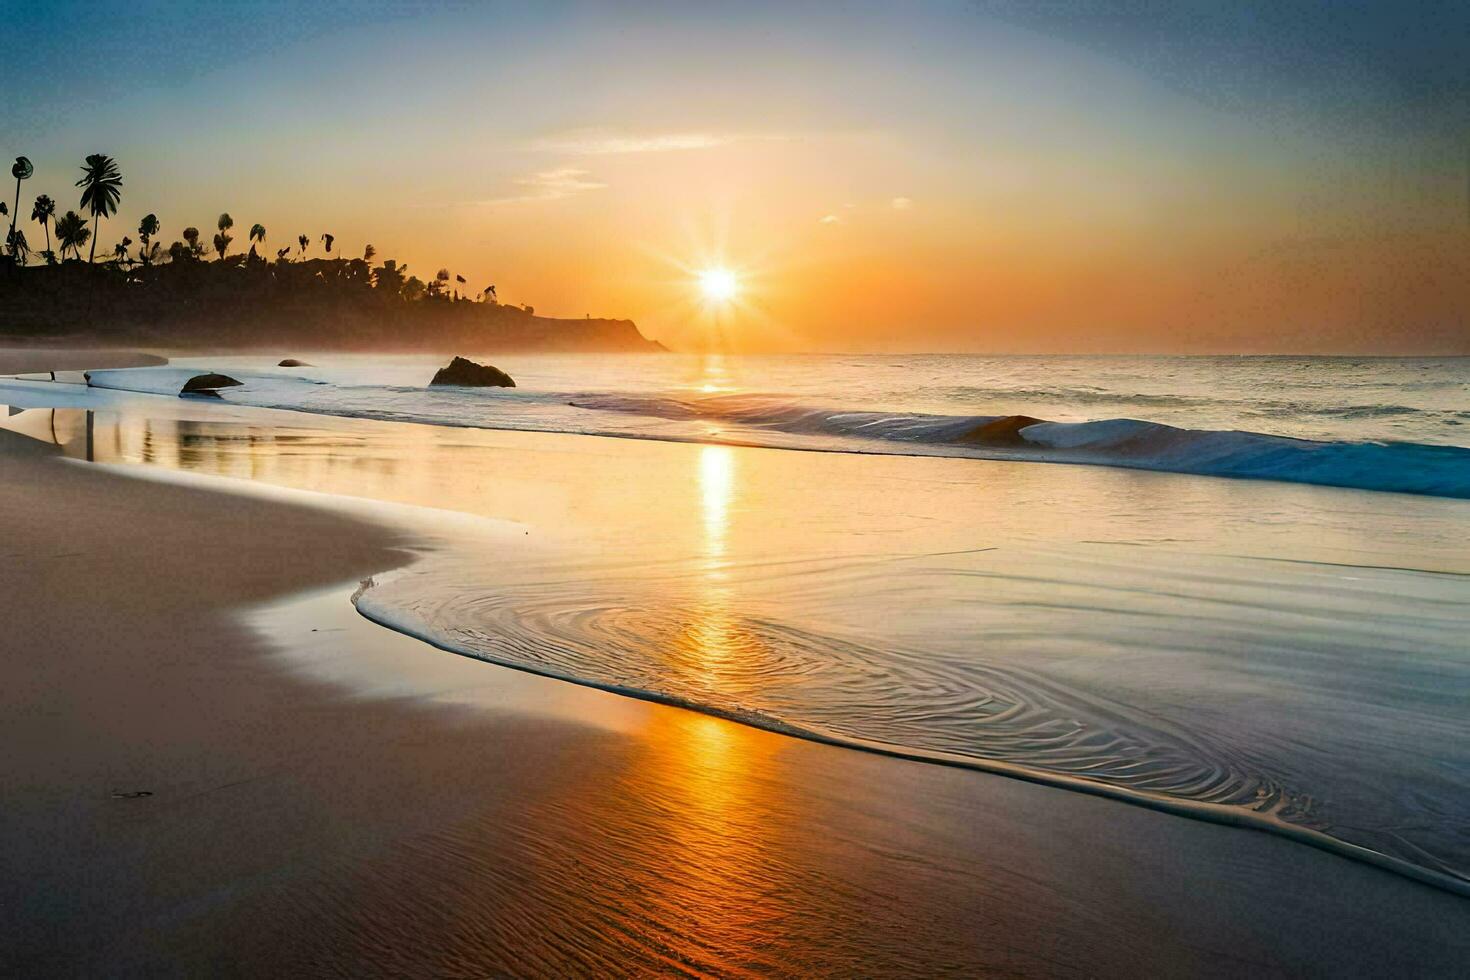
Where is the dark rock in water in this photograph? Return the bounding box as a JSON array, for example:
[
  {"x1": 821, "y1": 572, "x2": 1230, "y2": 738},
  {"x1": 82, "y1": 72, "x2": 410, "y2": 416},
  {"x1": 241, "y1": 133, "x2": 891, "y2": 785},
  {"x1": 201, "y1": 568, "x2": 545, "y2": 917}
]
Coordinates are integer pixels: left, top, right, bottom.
[
  {"x1": 429, "y1": 356, "x2": 516, "y2": 388},
  {"x1": 956, "y1": 414, "x2": 1049, "y2": 446},
  {"x1": 277, "y1": 358, "x2": 311, "y2": 367},
  {"x1": 179, "y1": 373, "x2": 243, "y2": 397}
]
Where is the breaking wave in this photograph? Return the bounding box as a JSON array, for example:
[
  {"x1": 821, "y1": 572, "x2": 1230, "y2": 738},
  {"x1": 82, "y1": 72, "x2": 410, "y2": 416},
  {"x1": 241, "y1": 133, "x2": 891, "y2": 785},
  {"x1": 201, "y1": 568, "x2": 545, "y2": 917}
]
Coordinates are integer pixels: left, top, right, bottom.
[{"x1": 78, "y1": 365, "x2": 1470, "y2": 497}]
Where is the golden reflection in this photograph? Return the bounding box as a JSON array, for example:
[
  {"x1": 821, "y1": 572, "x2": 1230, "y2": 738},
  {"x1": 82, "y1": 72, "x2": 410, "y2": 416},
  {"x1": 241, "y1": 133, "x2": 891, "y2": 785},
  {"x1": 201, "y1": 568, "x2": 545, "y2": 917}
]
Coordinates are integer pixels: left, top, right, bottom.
[
  {"x1": 613, "y1": 705, "x2": 789, "y2": 957},
  {"x1": 691, "y1": 352, "x2": 732, "y2": 393},
  {"x1": 699, "y1": 444, "x2": 734, "y2": 571}
]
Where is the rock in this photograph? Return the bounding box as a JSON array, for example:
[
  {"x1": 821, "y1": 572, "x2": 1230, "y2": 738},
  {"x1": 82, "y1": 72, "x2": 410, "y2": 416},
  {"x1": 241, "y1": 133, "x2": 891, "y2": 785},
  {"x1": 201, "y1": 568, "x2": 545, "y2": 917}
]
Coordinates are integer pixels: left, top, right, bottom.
[
  {"x1": 956, "y1": 414, "x2": 1049, "y2": 447},
  {"x1": 179, "y1": 373, "x2": 243, "y2": 397},
  {"x1": 429, "y1": 356, "x2": 516, "y2": 388},
  {"x1": 277, "y1": 358, "x2": 311, "y2": 367}
]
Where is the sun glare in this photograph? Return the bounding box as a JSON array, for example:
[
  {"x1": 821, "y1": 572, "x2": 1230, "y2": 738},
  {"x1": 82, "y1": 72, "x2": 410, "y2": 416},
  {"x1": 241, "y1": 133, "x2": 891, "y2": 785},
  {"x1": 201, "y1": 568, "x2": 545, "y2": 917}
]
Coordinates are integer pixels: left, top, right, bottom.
[{"x1": 697, "y1": 267, "x2": 739, "y2": 304}]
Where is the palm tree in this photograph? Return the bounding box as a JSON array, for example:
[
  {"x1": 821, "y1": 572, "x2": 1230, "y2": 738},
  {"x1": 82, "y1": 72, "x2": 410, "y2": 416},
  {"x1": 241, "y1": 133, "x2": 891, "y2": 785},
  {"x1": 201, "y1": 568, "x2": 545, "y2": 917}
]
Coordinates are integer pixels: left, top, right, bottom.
[
  {"x1": 215, "y1": 213, "x2": 234, "y2": 259},
  {"x1": 182, "y1": 226, "x2": 202, "y2": 259},
  {"x1": 8, "y1": 157, "x2": 32, "y2": 256},
  {"x1": 248, "y1": 223, "x2": 266, "y2": 260},
  {"x1": 363, "y1": 243, "x2": 376, "y2": 263},
  {"x1": 137, "y1": 213, "x2": 160, "y2": 265},
  {"x1": 54, "y1": 210, "x2": 90, "y2": 260},
  {"x1": 112, "y1": 238, "x2": 131, "y2": 264},
  {"x1": 297, "y1": 233, "x2": 309, "y2": 259},
  {"x1": 320, "y1": 232, "x2": 334, "y2": 255},
  {"x1": 75, "y1": 154, "x2": 123, "y2": 263},
  {"x1": 31, "y1": 194, "x2": 55, "y2": 255},
  {"x1": 7, "y1": 229, "x2": 30, "y2": 265}
]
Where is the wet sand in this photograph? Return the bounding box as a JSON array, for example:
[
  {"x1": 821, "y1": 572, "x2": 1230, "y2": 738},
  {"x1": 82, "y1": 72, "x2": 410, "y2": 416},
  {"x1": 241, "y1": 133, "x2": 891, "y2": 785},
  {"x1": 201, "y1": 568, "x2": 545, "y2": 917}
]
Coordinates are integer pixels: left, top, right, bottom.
[{"x1": 3, "y1": 420, "x2": 1470, "y2": 974}]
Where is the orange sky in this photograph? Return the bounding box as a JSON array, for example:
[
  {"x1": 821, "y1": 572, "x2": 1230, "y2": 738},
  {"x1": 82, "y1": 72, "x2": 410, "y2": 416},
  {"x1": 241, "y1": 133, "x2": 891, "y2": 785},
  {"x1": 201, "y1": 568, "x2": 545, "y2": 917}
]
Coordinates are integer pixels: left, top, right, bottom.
[{"x1": 7, "y1": 2, "x2": 1468, "y2": 353}]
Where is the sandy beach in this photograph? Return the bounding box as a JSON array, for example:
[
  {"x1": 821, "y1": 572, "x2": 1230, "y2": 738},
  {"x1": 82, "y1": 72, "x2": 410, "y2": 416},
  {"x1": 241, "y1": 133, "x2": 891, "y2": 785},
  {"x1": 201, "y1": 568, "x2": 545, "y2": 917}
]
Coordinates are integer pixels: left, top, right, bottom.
[{"x1": 4, "y1": 353, "x2": 1470, "y2": 975}]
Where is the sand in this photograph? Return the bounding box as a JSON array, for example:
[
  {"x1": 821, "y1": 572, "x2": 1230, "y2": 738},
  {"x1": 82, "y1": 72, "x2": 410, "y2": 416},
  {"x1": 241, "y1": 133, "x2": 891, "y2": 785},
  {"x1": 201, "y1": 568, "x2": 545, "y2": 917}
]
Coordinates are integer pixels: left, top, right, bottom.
[{"x1": 3, "y1": 419, "x2": 1469, "y2": 974}]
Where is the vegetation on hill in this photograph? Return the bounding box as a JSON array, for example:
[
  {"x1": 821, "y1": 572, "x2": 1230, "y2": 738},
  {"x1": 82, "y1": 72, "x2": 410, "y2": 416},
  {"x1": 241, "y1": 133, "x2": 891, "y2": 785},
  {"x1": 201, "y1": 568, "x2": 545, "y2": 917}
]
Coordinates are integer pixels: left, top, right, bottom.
[{"x1": 0, "y1": 153, "x2": 660, "y2": 352}]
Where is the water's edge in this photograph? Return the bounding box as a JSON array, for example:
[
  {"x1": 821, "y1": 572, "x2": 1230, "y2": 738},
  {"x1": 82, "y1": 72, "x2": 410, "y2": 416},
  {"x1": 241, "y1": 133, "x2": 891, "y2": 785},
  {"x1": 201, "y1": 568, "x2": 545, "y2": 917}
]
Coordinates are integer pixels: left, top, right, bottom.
[{"x1": 351, "y1": 577, "x2": 1470, "y2": 901}]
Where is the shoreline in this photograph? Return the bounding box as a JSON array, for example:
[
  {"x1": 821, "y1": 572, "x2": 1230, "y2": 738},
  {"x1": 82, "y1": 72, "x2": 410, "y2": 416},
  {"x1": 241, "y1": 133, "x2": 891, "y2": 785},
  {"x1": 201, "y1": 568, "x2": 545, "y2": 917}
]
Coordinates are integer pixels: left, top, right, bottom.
[{"x1": 4, "y1": 384, "x2": 1470, "y2": 972}]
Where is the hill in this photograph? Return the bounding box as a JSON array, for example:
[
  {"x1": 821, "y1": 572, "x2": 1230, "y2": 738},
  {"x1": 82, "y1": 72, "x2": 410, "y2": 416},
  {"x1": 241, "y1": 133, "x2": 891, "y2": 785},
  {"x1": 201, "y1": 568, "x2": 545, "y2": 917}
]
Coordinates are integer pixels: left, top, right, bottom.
[{"x1": 0, "y1": 257, "x2": 664, "y2": 353}]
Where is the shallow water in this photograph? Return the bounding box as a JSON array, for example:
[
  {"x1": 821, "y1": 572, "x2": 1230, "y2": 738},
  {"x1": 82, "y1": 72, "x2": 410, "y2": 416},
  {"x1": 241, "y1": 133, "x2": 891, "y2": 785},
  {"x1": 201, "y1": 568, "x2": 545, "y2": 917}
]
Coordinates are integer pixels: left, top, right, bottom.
[
  {"x1": 79, "y1": 352, "x2": 1470, "y2": 496},
  {"x1": 4, "y1": 377, "x2": 1469, "y2": 892}
]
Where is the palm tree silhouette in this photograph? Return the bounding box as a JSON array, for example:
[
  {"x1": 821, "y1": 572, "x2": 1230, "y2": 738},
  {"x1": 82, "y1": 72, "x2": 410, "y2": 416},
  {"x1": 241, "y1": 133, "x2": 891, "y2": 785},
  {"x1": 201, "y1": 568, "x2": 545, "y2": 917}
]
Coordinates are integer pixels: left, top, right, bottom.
[
  {"x1": 8, "y1": 229, "x2": 30, "y2": 265},
  {"x1": 248, "y1": 223, "x2": 266, "y2": 259},
  {"x1": 138, "y1": 213, "x2": 160, "y2": 265},
  {"x1": 363, "y1": 243, "x2": 376, "y2": 263},
  {"x1": 8, "y1": 157, "x2": 32, "y2": 256},
  {"x1": 75, "y1": 154, "x2": 123, "y2": 263},
  {"x1": 320, "y1": 233, "x2": 334, "y2": 255},
  {"x1": 31, "y1": 194, "x2": 55, "y2": 257},
  {"x1": 276, "y1": 246, "x2": 291, "y2": 260},
  {"x1": 298, "y1": 233, "x2": 309, "y2": 259},
  {"x1": 54, "y1": 210, "x2": 91, "y2": 260},
  {"x1": 182, "y1": 226, "x2": 202, "y2": 259},
  {"x1": 215, "y1": 213, "x2": 234, "y2": 259}
]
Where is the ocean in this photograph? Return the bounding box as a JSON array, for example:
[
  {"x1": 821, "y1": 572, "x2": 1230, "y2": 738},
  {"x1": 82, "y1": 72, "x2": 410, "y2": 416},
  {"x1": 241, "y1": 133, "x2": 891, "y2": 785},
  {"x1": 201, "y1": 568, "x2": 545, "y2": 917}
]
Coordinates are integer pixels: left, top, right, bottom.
[
  {"x1": 81, "y1": 352, "x2": 1470, "y2": 497},
  {"x1": 5, "y1": 351, "x2": 1470, "y2": 894}
]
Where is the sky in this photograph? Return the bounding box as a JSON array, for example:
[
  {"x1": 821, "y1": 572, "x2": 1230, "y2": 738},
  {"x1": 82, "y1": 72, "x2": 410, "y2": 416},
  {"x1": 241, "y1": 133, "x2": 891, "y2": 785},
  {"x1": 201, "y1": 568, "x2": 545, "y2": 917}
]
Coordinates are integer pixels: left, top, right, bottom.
[{"x1": 3, "y1": 0, "x2": 1467, "y2": 353}]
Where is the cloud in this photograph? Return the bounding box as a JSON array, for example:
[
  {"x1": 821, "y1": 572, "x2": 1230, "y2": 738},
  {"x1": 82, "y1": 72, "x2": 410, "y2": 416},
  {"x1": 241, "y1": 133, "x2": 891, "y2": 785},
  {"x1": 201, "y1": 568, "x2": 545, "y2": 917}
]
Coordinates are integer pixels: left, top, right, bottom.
[
  {"x1": 819, "y1": 213, "x2": 841, "y2": 224},
  {"x1": 890, "y1": 196, "x2": 913, "y2": 210},
  {"x1": 532, "y1": 130, "x2": 739, "y2": 155},
  {"x1": 476, "y1": 168, "x2": 606, "y2": 205}
]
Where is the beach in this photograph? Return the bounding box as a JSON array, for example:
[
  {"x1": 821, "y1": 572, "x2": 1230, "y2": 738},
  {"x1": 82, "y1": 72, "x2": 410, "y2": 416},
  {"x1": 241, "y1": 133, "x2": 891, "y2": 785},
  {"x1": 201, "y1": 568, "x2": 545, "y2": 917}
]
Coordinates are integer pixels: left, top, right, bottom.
[{"x1": 4, "y1": 352, "x2": 1470, "y2": 975}]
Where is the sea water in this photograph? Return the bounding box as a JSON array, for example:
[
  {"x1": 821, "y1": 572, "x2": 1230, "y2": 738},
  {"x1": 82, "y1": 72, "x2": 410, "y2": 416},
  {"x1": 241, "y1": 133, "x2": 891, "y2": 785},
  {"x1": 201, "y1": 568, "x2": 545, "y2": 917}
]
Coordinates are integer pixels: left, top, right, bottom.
[{"x1": 6, "y1": 352, "x2": 1470, "y2": 891}]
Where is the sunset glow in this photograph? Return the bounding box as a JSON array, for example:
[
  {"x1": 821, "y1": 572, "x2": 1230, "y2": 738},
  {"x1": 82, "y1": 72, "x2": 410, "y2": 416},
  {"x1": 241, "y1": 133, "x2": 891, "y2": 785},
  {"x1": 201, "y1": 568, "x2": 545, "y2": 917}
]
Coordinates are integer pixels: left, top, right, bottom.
[
  {"x1": 4, "y1": 3, "x2": 1465, "y2": 355},
  {"x1": 697, "y1": 268, "x2": 739, "y2": 305}
]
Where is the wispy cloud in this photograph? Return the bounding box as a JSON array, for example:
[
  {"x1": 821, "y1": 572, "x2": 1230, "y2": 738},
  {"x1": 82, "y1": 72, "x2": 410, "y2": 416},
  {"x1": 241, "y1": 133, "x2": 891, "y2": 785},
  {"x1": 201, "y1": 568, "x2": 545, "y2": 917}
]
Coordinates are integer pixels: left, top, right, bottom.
[
  {"x1": 530, "y1": 128, "x2": 793, "y2": 156},
  {"x1": 534, "y1": 130, "x2": 736, "y2": 155},
  {"x1": 475, "y1": 167, "x2": 606, "y2": 206},
  {"x1": 890, "y1": 196, "x2": 914, "y2": 210},
  {"x1": 819, "y1": 213, "x2": 842, "y2": 224}
]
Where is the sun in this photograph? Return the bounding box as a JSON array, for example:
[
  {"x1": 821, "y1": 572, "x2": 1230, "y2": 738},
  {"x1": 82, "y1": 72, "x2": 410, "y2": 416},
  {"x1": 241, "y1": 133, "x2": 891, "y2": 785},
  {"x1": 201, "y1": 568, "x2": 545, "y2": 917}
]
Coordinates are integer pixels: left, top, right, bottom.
[{"x1": 697, "y1": 267, "x2": 739, "y2": 304}]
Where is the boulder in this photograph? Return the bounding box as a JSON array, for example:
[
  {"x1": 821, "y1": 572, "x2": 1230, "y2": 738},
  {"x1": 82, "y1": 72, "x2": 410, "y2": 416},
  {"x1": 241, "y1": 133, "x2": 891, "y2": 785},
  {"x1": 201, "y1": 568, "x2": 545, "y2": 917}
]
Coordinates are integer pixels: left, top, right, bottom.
[
  {"x1": 277, "y1": 358, "x2": 311, "y2": 367},
  {"x1": 956, "y1": 414, "x2": 1049, "y2": 447},
  {"x1": 179, "y1": 373, "x2": 243, "y2": 397},
  {"x1": 429, "y1": 356, "x2": 516, "y2": 388}
]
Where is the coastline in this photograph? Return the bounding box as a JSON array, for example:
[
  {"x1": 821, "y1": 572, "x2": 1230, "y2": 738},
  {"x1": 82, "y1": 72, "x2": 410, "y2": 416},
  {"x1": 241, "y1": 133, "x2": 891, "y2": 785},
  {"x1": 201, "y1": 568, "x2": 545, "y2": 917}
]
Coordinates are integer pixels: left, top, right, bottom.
[{"x1": 3, "y1": 405, "x2": 1470, "y2": 973}]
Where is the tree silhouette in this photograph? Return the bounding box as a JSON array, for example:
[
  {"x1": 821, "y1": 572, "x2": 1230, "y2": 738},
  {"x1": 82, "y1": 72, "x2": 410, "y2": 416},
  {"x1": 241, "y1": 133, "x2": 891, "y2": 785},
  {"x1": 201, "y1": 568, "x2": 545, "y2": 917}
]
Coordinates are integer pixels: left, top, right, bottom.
[
  {"x1": 297, "y1": 233, "x2": 309, "y2": 259},
  {"x1": 363, "y1": 243, "x2": 376, "y2": 263},
  {"x1": 321, "y1": 232, "x2": 334, "y2": 254},
  {"x1": 248, "y1": 223, "x2": 266, "y2": 257},
  {"x1": 7, "y1": 228, "x2": 30, "y2": 265},
  {"x1": 75, "y1": 154, "x2": 122, "y2": 263},
  {"x1": 31, "y1": 194, "x2": 55, "y2": 257},
  {"x1": 215, "y1": 213, "x2": 234, "y2": 259},
  {"x1": 276, "y1": 246, "x2": 291, "y2": 260},
  {"x1": 138, "y1": 213, "x2": 160, "y2": 265},
  {"x1": 182, "y1": 226, "x2": 203, "y2": 260},
  {"x1": 8, "y1": 157, "x2": 32, "y2": 258},
  {"x1": 54, "y1": 210, "x2": 91, "y2": 260}
]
